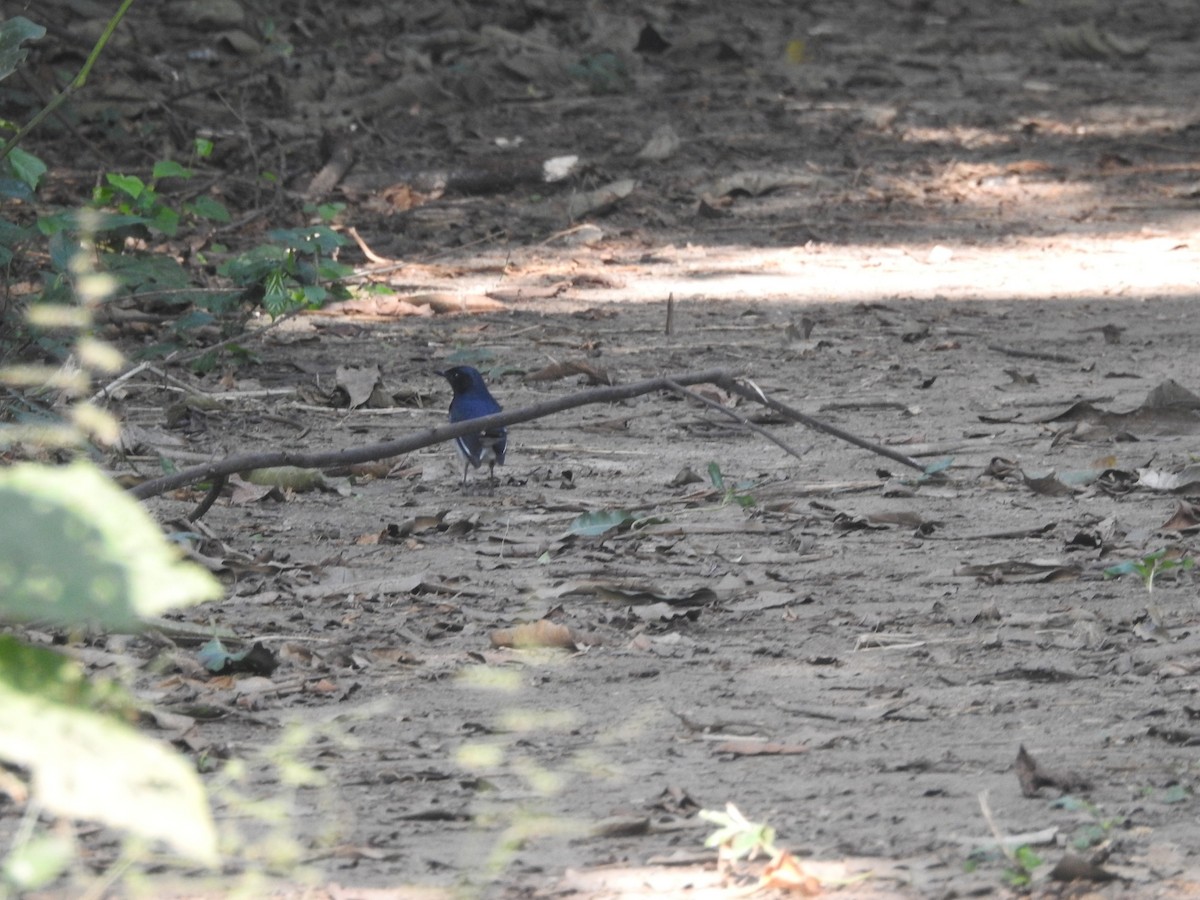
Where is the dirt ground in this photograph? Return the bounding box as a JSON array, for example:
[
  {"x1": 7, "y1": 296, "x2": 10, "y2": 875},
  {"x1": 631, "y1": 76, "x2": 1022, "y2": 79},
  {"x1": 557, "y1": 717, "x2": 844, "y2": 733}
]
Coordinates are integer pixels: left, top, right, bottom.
[{"x1": 7, "y1": 0, "x2": 1200, "y2": 896}]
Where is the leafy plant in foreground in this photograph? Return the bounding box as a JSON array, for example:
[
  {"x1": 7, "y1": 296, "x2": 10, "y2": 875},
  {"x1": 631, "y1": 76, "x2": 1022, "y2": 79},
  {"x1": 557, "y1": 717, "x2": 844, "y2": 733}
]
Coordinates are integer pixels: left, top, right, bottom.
[
  {"x1": 707, "y1": 461, "x2": 756, "y2": 508},
  {"x1": 700, "y1": 804, "x2": 839, "y2": 893},
  {"x1": 0, "y1": 339, "x2": 222, "y2": 891},
  {"x1": 218, "y1": 224, "x2": 353, "y2": 316},
  {"x1": 1003, "y1": 844, "x2": 1044, "y2": 888},
  {"x1": 701, "y1": 803, "x2": 779, "y2": 861},
  {"x1": 1, "y1": 11, "x2": 223, "y2": 888},
  {"x1": 1103, "y1": 549, "x2": 1194, "y2": 593},
  {"x1": 1052, "y1": 795, "x2": 1124, "y2": 852}
]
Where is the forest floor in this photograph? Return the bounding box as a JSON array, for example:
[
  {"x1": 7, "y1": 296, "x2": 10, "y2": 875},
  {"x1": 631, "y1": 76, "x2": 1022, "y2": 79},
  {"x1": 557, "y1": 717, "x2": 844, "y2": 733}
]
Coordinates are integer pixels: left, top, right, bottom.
[{"x1": 6, "y1": 0, "x2": 1200, "y2": 896}]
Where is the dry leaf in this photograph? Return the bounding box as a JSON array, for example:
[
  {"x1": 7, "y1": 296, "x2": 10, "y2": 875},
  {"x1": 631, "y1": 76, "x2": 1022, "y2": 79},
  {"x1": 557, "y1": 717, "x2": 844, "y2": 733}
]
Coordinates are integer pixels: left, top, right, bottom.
[
  {"x1": 379, "y1": 182, "x2": 437, "y2": 212},
  {"x1": 1016, "y1": 744, "x2": 1091, "y2": 797},
  {"x1": 760, "y1": 850, "x2": 823, "y2": 895},
  {"x1": 525, "y1": 360, "x2": 613, "y2": 385},
  {"x1": 637, "y1": 124, "x2": 681, "y2": 161},
  {"x1": 335, "y1": 364, "x2": 382, "y2": 409},
  {"x1": 1161, "y1": 501, "x2": 1200, "y2": 532},
  {"x1": 567, "y1": 178, "x2": 635, "y2": 219},
  {"x1": 490, "y1": 619, "x2": 577, "y2": 650},
  {"x1": 326, "y1": 296, "x2": 432, "y2": 317},
  {"x1": 1050, "y1": 852, "x2": 1118, "y2": 883}
]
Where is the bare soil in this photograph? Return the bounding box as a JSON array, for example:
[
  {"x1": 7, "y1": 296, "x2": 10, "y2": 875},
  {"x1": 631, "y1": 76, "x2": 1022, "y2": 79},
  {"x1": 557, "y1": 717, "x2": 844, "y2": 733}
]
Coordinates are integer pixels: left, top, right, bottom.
[{"x1": 7, "y1": 0, "x2": 1200, "y2": 896}]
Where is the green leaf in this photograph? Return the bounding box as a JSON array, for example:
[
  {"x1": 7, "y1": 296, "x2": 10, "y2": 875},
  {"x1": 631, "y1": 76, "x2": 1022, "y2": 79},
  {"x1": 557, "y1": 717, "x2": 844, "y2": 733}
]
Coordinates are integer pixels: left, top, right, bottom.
[
  {"x1": 217, "y1": 244, "x2": 290, "y2": 285},
  {"x1": 7, "y1": 146, "x2": 46, "y2": 191},
  {"x1": 267, "y1": 224, "x2": 346, "y2": 255},
  {"x1": 0, "y1": 175, "x2": 33, "y2": 201},
  {"x1": 151, "y1": 204, "x2": 180, "y2": 237},
  {"x1": 193, "y1": 289, "x2": 244, "y2": 313},
  {"x1": 1161, "y1": 784, "x2": 1190, "y2": 804},
  {"x1": 707, "y1": 461, "x2": 725, "y2": 489},
  {"x1": 1071, "y1": 823, "x2": 1108, "y2": 850},
  {"x1": 1102, "y1": 560, "x2": 1139, "y2": 579},
  {"x1": 186, "y1": 194, "x2": 230, "y2": 223},
  {"x1": 0, "y1": 639, "x2": 218, "y2": 864},
  {"x1": 0, "y1": 216, "x2": 32, "y2": 245},
  {"x1": 1, "y1": 832, "x2": 74, "y2": 890},
  {"x1": 0, "y1": 16, "x2": 46, "y2": 83},
  {"x1": 152, "y1": 159, "x2": 192, "y2": 180},
  {"x1": 47, "y1": 230, "x2": 77, "y2": 272},
  {"x1": 102, "y1": 252, "x2": 196, "y2": 303},
  {"x1": 316, "y1": 259, "x2": 354, "y2": 281},
  {"x1": 314, "y1": 201, "x2": 345, "y2": 222},
  {"x1": 923, "y1": 457, "x2": 954, "y2": 475},
  {"x1": 105, "y1": 172, "x2": 145, "y2": 199},
  {"x1": 299, "y1": 283, "x2": 328, "y2": 306},
  {"x1": 0, "y1": 461, "x2": 223, "y2": 630},
  {"x1": 40, "y1": 209, "x2": 149, "y2": 237},
  {"x1": 1012, "y1": 844, "x2": 1043, "y2": 870},
  {"x1": 568, "y1": 509, "x2": 638, "y2": 537}
]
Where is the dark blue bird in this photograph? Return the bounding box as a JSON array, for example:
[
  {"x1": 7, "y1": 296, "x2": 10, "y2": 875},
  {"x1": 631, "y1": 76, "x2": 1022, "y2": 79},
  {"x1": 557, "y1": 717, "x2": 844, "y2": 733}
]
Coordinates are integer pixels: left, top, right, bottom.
[{"x1": 438, "y1": 365, "x2": 507, "y2": 488}]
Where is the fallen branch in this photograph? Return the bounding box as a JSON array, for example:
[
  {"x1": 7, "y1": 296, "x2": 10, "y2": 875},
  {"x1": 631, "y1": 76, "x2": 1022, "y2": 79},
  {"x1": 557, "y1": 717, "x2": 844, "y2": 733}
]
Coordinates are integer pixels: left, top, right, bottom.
[
  {"x1": 128, "y1": 367, "x2": 926, "y2": 503},
  {"x1": 129, "y1": 368, "x2": 733, "y2": 500}
]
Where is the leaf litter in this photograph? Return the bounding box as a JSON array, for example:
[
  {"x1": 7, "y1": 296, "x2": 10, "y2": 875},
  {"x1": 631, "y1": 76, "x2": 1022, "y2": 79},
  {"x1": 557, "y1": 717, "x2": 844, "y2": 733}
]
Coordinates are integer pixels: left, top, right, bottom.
[{"x1": 12, "y1": 0, "x2": 1200, "y2": 895}]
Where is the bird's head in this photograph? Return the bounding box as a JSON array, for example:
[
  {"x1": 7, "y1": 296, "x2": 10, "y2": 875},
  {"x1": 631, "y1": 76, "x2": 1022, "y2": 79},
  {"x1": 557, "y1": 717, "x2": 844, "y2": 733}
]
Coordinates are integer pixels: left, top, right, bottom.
[{"x1": 437, "y1": 365, "x2": 487, "y2": 396}]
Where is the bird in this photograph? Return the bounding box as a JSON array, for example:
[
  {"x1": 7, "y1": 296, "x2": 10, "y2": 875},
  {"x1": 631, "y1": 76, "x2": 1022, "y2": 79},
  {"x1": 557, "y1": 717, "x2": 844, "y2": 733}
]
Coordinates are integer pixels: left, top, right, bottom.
[{"x1": 437, "y1": 365, "x2": 507, "y2": 489}]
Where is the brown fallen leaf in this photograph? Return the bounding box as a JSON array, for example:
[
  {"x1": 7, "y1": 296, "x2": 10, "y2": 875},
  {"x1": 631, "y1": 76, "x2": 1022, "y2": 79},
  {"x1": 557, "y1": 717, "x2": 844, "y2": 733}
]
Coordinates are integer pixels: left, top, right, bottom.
[
  {"x1": 524, "y1": 360, "x2": 613, "y2": 385},
  {"x1": 334, "y1": 364, "x2": 382, "y2": 409},
  {"x1": 1161, "y1": 501, "x2": 1200, "y2": 532},
  {"x1": 1016, "y1": 744, "x2": 1091, "y2": 798},
  {"x1": 759, "y1": 850, "x2": 823, "y2": 895},
  {"x1": 378, "y1": 182, "x2": 438, "y2": 212},
  {"x1": 566, "y1": 177, "x2": 635, "y2": 219},
  {"x1": 315, "y1": 296, "x2": 432, "y2": 318},
  {"x1": 490, "y1": 619, "x2": 577, "y2": 650},
  {"x1": 227, "y1": 474, "x2": 280, "y2": 505},
  {"x1": 1023, "y1": 471, "x2": 1079, "y2": 497},
  {"x1": 1050, "y1": 851, "x2": 1118, "y2": 883}
]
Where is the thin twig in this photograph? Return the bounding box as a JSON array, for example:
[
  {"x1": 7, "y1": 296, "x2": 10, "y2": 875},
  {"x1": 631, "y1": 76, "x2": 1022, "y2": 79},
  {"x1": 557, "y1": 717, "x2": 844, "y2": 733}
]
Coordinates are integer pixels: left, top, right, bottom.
[
  {"x1": 987, "y1": 344, "x2": 1079, "y2": 364},
  {"x1": 663, "y1": 379, "x2": 810, "y2": 465},
  {"x1": 88, "y1": 360, "x2": 153, "y2": 404},
  {"x1": 977, "y1": 790, "x2": 1017, "y2": 864},
  {"x1": 714, "y1": 376, "x2": 926, "y2": 472},
  {"x1": 347, "y1": 226, "x2": 393, "y2": 265}
]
